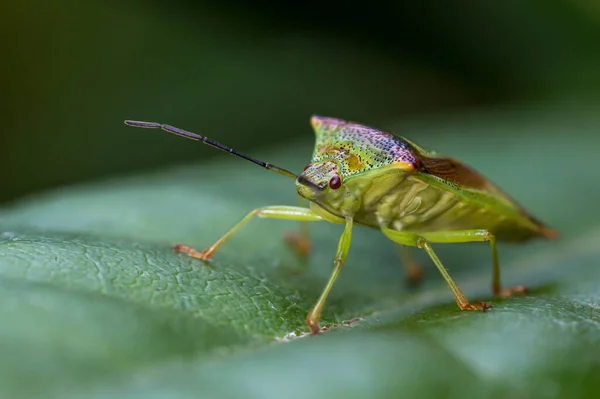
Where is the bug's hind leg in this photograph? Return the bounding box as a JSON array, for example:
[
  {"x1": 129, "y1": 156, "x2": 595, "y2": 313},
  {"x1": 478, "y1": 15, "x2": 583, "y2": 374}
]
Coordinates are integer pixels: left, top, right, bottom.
[
  {"x1": 420, "y1": 230, "x2": 528, "y2": 299},
  {"x1": 381, "y1": 227, "x2": 490, "y2": 311},
  {"x1": 484, "y1": 231, "x2": 527, "y2": 298},
  {"x1": 174, "y1": 206, "x2": 323, "y2": 261},
  {"x1": 398, "y1": 245, "x2": 424, "y2": 287}
]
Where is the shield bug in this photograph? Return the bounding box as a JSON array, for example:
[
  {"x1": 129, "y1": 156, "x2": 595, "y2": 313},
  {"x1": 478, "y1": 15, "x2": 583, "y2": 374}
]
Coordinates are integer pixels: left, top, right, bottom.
[{"x1": 124, "y1": 116, "x2": 558, "y2": 335}]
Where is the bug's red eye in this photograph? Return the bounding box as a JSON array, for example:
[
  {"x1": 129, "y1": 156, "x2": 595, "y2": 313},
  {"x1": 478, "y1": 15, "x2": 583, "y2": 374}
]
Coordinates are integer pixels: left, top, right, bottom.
[
  {"x1": 329, "y1": 175, "x2": 342, "y2": 190},
  {"x1": 304, "y1": 164, "x2": 312, "y2": 171}
]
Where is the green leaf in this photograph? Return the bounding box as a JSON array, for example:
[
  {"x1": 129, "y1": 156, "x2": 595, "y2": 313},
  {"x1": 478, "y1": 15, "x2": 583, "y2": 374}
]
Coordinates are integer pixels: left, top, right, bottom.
[{"x1": 1, "y1": 105, "x2": 599, "y2": 398}]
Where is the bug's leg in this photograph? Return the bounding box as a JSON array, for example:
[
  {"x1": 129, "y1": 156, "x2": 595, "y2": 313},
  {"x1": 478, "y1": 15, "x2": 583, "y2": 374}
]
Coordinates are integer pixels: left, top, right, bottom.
[
  {"x1": 174, "y1": 206, "x2": 323, "y2": 261},
  {"x1": 420, "y1": 230, "x2": 527, "y2": 298},
  {"x1": 398, "y1": 245, "x2": 424, "y2": 287},
  {"x1": 306, "y1": 217, "x2": 353, "y2": 334},
  {"x1": 381, "y1": 227, "x2": 490, "y2": 311},
  {"x1": 284, "y1": 196, "x2": 312, "y2": 258}
]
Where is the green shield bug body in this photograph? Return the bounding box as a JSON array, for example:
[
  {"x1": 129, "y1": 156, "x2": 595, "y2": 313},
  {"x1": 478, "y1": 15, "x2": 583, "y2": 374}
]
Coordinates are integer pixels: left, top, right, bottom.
[{"x1": 125, "y1": 116, "x2": 558, "y2": 335}]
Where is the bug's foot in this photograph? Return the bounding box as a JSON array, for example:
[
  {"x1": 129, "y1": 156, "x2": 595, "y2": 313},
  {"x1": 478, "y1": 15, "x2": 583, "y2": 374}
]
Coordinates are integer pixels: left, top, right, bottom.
[
  {"x1": 306, "y1": 313, "x2": 322, "y2": 335},
  {"x1": 307, "y1": 323, "x2": 321, "y2": 335},
  {"x1": 284, "y1": 231, "x2": 311, "y2": 258},
  {"x1": 405, "y1": 264, "x2": 424, "y2": 288},
  {"x1": 459, "y1": 301, "x2": 492, "y2": 312},
  {"x1": 498, "y1": 285, "x2": 528, "y2": 298},
  {"x1": 173, "y1": 244, "x2": 212, "y2": 261}
]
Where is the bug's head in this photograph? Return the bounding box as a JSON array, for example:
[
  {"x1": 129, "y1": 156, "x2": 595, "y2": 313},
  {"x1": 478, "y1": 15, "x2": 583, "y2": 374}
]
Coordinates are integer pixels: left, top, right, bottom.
[{"x1": 295, "y1": 160, "x2": 345, "y2": 202}]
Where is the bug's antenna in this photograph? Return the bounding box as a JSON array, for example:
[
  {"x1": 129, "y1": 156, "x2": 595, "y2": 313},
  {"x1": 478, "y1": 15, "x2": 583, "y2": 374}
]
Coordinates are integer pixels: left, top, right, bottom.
[{"x1": 124, "y1": 120, "x2": 298, "y2": 180}]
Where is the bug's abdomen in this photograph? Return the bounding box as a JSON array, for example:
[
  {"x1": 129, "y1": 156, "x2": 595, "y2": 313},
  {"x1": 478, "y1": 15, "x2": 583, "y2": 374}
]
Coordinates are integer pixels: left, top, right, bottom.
[{"x1": 354, "y1": 176, "x2": 539, "y2": 241}]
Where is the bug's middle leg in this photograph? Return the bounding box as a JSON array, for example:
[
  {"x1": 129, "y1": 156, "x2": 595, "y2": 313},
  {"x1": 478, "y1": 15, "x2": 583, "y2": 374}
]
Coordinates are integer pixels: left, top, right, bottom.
[
  {"x1": 398, "y1": 245, "x2": 424, "y2": 287},
  {"x1": 174, "y1": 206, "x2": 323, "y2": 261},
  {"x1": 284, "y1": 197, "x2": 312, "y2": 258},
  {"x1": 381, "y1": 227, "x2": 490, "y2": 311},
  {"x1": 420, "y1": 230, "x2": 527, "y2": 298}
]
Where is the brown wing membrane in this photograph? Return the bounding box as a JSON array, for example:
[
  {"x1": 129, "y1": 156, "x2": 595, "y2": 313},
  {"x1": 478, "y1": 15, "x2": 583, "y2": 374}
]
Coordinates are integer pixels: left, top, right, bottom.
[
  {"x1": 419, "y1": 156, "x2": 492, "y2": 191},
  {"x1": 419, "y1": 155, "x2": 558, "y2": 240}
]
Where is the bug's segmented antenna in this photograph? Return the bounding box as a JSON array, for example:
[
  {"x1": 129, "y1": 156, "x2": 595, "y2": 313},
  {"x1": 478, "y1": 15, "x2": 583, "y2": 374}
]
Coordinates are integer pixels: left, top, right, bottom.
[{"x1": 124, "y1": 120, "x2": 298, "y2": 180}]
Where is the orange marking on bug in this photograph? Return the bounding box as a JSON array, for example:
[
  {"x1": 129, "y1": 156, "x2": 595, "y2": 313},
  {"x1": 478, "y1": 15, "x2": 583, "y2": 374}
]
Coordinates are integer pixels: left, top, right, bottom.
[
  {"x1": 392, "y1": 160, "x2": 417, "y2": 171},
  {"x1": 319, "y1": 145, "x2": 363, "y2": 171},
  {"x1": 346, "y1": 153, "x2": 362, "y2": 170}
]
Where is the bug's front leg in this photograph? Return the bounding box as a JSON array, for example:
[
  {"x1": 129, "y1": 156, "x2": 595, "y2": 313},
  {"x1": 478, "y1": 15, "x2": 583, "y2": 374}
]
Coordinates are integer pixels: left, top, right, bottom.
[
  {"x1": 420, "y1": 230, "x2": 527, "y2": 298},
  {"x1": 381, "y1": 227, "x2": 491, "y2": 311},
  {"x1": 174, "y1": 206, "x2": 323, "y2": 261},
  {"x1": 306, "y1": 216, "x2": 353, "y2": 335},
  {"x1": 283, "y1": 196, "x2": 312, "y2": 258}
]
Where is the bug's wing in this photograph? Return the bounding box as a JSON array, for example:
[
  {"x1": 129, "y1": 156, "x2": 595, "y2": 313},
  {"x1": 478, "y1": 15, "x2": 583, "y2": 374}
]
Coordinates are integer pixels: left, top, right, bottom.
[
  {"x1": 419, "y1": 155, "x2": 499, "y2": 194},
  {"x1": 417, "y1": 154, "x2": 558, "y2": 240},
  {"x1": 401, "y1": 135, "x2": 517, "y2": 199}
]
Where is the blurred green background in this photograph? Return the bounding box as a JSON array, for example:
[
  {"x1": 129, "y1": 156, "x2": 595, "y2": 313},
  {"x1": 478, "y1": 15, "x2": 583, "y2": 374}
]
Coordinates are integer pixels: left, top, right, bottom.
[
  {"x1": 4, "y1": 2, "x2": 600, "y2": 398},
  {"x1": 3, "y1": 0, "x2": 600, "y2": 204}
]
